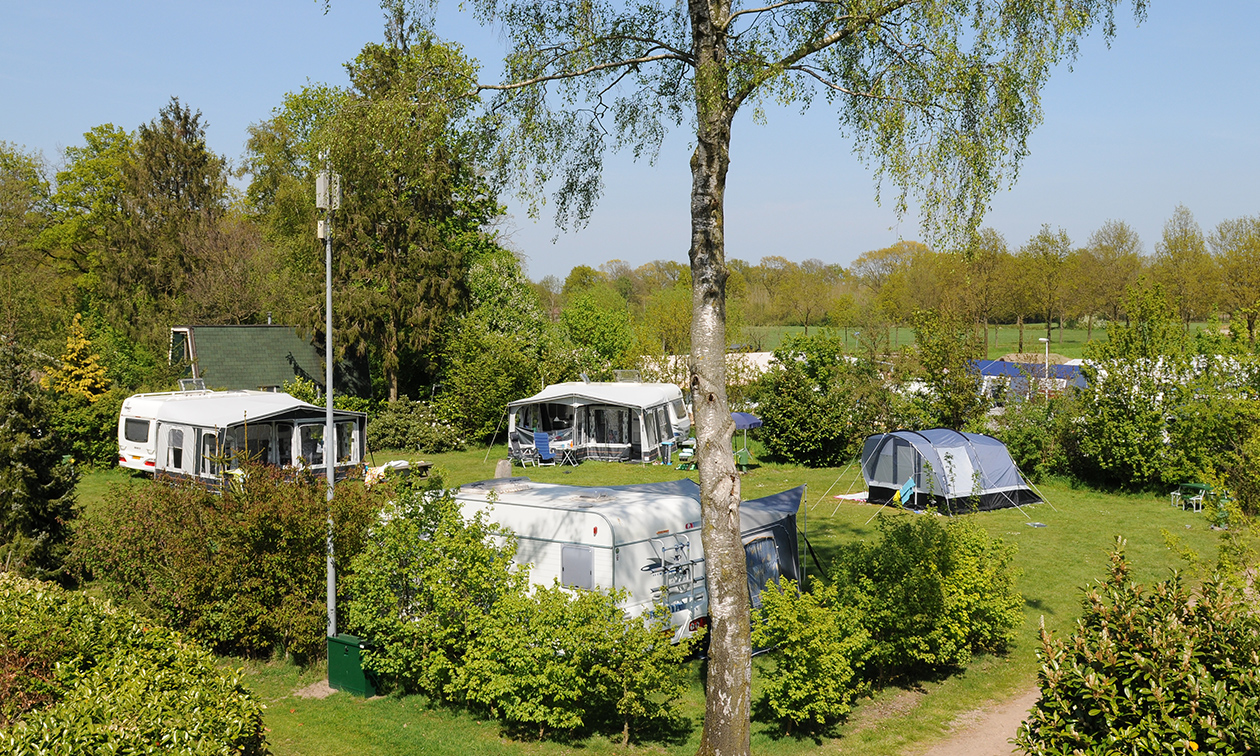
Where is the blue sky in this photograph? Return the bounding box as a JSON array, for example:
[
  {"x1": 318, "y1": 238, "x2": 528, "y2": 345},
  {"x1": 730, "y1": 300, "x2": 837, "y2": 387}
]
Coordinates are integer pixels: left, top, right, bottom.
[{"x1": 3, "y1": 2, "x2": 1257, "y2": 281}]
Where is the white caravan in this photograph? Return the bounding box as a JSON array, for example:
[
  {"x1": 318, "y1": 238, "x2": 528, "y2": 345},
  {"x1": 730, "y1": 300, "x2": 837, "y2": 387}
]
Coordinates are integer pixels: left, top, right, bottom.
[
  {"x1": 454, "y1": 478, "x2": 802, "y2": 641},
  {"x1": 117, "y1": 388, "x2": 215, "y2": 472},
  {"x1": 118, "y1": 389, "x2": 366, "y2": 484}
]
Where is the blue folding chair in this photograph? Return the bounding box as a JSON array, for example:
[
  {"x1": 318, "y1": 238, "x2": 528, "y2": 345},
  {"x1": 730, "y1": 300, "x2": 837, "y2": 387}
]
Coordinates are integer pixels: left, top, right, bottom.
[{"x1": 533, "y1": 431, "x2": 556, "y2": 466}]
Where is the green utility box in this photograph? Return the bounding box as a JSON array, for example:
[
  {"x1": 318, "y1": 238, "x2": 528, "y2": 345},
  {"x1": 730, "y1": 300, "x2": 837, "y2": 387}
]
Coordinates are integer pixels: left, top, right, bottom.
[{"x1": 328, "y1": 634, "x2": 377, "y2": 697}]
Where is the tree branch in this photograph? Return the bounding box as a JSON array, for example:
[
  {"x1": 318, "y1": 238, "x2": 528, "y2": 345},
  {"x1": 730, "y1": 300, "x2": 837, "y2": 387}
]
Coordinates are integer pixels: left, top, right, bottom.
[
  {"x1": 728, "y1": 0, "x2": 919, "y2": 113},
  {"x1": 479, "y1": 53, "x2": 691, "y2": 92},
  {"x1": 724, "y1": 0, "x2": 848, "y2": 31}
]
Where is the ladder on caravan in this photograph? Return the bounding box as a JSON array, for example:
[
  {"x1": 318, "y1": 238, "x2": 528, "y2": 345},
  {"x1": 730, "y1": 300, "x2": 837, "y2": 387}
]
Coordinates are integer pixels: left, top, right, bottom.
[{"x1": 649, "y1": 534, "x2": 705, "y2": 616}]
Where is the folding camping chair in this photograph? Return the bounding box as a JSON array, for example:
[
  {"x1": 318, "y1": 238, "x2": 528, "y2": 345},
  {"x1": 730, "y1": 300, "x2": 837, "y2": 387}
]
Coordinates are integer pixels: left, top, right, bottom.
[{"x1": 533, "y1": 431, "x2": 557, "y2": 466}]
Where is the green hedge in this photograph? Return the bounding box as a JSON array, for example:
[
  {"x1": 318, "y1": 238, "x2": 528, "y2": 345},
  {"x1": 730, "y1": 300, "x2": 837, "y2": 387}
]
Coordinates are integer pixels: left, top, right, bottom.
[
  {"x1": 0, "y1": 572, "x2": 268, "y2": 755},
  {"x1": 1017, "y1": 541, "x2": 1260, "y2": 754},
  {"x1": 72, "y1": 467, "x2": 378, "y2": 662}
]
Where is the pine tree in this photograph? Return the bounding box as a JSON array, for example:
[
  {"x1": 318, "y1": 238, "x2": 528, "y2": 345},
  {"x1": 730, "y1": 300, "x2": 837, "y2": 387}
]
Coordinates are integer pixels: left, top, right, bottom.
[
  {"x1": 0, "y1": 340, "x2": 77, "y2": 579},
  {"x1": 44, "y1": 313, "x2": 109, "y2": 401}
]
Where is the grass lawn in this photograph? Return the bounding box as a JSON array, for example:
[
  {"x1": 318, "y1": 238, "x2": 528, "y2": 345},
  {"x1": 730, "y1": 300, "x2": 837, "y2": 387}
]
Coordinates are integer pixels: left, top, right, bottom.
[{"x1": 76, "y1": 448, "x2": 1226, "y2": 755}]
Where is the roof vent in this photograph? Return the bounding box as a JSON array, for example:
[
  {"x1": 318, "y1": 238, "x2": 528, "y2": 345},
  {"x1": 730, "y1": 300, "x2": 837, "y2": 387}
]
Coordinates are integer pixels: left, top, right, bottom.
[{"x1": 568, "y1": 488, "x2": 614, "y2": 505}]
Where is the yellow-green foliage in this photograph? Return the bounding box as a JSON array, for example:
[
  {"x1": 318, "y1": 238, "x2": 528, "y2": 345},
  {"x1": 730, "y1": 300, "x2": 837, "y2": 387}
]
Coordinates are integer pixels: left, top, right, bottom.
[
  {"x1": 0, "y1": 572, "x2": 268, "y2": 755},
  {"x1": 45, "y1": 313, "x2": 109, "y2": 401}
]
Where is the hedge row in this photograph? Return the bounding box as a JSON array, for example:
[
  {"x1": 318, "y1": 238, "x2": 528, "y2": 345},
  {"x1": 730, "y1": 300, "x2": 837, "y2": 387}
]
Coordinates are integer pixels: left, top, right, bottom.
[{"x1": 0, "y1": 572, "x2": 268, "y2": 755}]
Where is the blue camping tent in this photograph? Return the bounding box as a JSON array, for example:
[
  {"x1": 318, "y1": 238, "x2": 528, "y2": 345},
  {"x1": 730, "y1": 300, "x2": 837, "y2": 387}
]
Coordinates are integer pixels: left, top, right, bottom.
[{"x1": 860, "y1": 429, "x2": 1040, "y2": 513}]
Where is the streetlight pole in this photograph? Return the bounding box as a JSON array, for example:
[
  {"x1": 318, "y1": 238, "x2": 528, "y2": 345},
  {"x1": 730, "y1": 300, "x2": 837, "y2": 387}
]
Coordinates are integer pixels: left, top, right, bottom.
[
  {"x1": 1038, "y1": 337, "x2": 1050, "y2": 400},
  {"x1": 317, "y1": 162, "x2": 341, "y2": 639}
]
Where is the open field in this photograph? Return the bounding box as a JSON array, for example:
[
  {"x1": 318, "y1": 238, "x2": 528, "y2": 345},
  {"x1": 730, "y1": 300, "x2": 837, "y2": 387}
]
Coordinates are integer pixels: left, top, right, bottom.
[
  {"x1": 77, "y1": 449, "x2": 1224, "y2": 755},
  {"x1": 743, "y1": 322, "x2": 1216, "y2": 360}
]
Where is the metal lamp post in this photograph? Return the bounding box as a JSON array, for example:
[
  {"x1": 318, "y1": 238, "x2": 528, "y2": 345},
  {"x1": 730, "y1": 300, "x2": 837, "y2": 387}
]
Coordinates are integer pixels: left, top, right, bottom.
[
  {"x1": 1038, "y1": 337, "x2": 1050, "y2": 400},
  {"x1": 316, "y1": 163, "x2": 341, "y2": 638}
]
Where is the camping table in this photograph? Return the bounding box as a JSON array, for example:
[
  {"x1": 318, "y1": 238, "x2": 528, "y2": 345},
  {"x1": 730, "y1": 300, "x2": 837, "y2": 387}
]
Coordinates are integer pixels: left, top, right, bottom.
[{"x1": 552, "y1": 440, "x2": 579, "y2": 466}]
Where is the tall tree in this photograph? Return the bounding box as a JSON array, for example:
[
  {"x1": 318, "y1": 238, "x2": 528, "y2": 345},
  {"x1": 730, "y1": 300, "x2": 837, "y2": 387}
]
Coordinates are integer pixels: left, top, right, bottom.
[
  {"x1": 965, "y1": 229, "x2": 1009, "y2": 353},
  {"x1": 1085, "y1": 219, "x2": 1144, "y2": 323},
  {"x1": 1021, "y1": 225, "x2": 1072, "y2": 343},
  {"x1": 330, "y1": 41, "x2": 497, "y2": 399},
  {"x1": 99, "y1": 98, "x2": 231, "y2": 346},
  {"x1": 364, "y1": 1, "x2": 1149, "y2": 751},
  {"x1": 1211, "y1": 214, "x2": 1260, "y2": 343},
  {"x1": 0, "y1": 142, "x2": 62, "y2": 344},
  {"x1": 40, "y1": 125, "x2": 134, "y2": 280},
  {"x1": 1152, "y1": 204, "x2": 1217, "y2": 331}
]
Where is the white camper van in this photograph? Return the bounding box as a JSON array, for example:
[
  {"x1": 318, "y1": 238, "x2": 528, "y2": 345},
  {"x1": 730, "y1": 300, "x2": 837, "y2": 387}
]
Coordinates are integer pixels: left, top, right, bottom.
[
  {"x1": 118, "y1": 389, "x2": 366, "y2": 484},
  {"x1": 454, "y1": 478, "x2": 802, "y2": 641}
]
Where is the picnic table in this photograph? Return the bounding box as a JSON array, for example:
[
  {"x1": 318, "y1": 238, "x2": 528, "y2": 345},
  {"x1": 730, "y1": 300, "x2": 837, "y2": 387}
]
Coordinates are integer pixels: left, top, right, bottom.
[{"x1": 1170, "y1": 483, "x2": 1212, "y2": 511}]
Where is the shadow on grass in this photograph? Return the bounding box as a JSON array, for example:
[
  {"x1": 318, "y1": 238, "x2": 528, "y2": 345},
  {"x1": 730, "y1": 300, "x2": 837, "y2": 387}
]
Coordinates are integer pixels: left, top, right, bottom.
[
  {"x1": 1025, "y1": 596, "x2": 1053, "y2": 614},
  {"x1": 492, "y1": 711, "x2": 696, "y2": 749}
]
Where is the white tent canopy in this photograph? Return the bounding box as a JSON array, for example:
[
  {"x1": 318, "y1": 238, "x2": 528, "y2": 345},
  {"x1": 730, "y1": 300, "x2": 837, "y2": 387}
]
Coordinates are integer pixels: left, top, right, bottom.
[{"x1": 507, "y1": 381, "x2": 689, "y2": 464}]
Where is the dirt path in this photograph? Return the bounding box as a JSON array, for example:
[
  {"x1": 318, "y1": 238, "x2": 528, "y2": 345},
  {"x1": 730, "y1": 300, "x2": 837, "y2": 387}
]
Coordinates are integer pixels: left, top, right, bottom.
[{"x1": 919, "y1": 688, "x2": 1039, "y2": 756}]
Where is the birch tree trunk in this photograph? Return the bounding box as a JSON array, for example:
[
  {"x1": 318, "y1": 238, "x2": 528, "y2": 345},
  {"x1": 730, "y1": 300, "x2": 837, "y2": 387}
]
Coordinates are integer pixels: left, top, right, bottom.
[{"x1": 687, "y1": 1, "x2": 750, "y2": 753}]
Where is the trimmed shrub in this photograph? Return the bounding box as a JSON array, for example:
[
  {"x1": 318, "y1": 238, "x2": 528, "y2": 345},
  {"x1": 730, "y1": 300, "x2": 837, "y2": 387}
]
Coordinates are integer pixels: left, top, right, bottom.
[
  {"x1": 366, "y1": 399, "x2": 465, "y2": 453},
  {"x1": 1017, "y1": 541, "x2": 1260, "y2": 755},
  {"x1": 752, "y1": 579, "x2": 871, "y2": 733},
  {"x1": 464, "y1": 584, "x2": 698, "y2": 742},
  {"x1": 346, "y1": 484, "x2": 523, "y2": 701},
  {"x1": 832, "y1": 513, "x2": 1022, "y2": 681},
  {"x1": 71, "y1": 467, "x2": 377, "y2": 662},
  {"x1": 0, "y1": 572, "x2": 267, "y2": 754}
]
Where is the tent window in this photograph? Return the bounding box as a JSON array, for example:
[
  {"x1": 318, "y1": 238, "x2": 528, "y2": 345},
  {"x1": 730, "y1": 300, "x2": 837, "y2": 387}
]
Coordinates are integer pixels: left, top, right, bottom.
[
  {"x1": 201, "y1": 433, "x2": 218, "y2": 476},
  {"x1": 246, "y1": 423, "x2": 274, "y2": 465},
  {"x1": 124, "y1": 419, "x2": 150, "y2": 443},
  {"x1": 744, "y1": 537, "x2": 781, "y2": 610},
  {"x1": 589, "y1": 406, "x2": 627, "y2": 444},
  {"x1": 336, "y1": 421, "x2": 355, "y2": 464},
  {"x1": 561, "y1": 545, "x2": 594, "y2": 590},
  {"x1": 299, "y1": 425, "x2": 324, "y2": 466},
  {"x1": 645, "y1": 410, "x2": 659, "y2": 449},
  {"x1": 895, "y1": 439, "x2": 917, "y2": 486},
  {"x1": 167, "y1": 428, "x2": 184, "y2": 470},
  {"x1": 655, "y1": 407, "x2": 671, "y2": 441}
]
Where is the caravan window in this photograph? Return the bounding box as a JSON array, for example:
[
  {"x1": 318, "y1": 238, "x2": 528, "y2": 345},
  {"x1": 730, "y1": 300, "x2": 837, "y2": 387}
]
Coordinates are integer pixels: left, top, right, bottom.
[
  {"x1": 561, "y1": 545, "x2": 595, "y2": 590},
  {"x1": 744, "y1": 536, "x2": 781, "y2": 610},
  {"x1": 124, "y1": 419, "x2": 150, "y2": 443}
]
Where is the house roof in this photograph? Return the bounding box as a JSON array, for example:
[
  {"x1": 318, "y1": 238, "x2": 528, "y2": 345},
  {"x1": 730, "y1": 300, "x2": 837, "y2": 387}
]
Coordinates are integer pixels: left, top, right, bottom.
[
  {"x1": 174, "y1": 325, "x2": 326, "y2": 391},
  {"x1": 508, "y1": 381, "x2": 683, "y2": 410}
]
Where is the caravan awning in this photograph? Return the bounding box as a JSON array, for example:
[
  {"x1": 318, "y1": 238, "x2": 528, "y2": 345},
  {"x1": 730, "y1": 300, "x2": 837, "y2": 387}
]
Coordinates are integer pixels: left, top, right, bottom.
[
  {"x1": 508, "y1": 381, "x2": 680, "y2": 411},
  {"x1": 154, "y1": 390, "x2": 364, "y2": 427}
]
